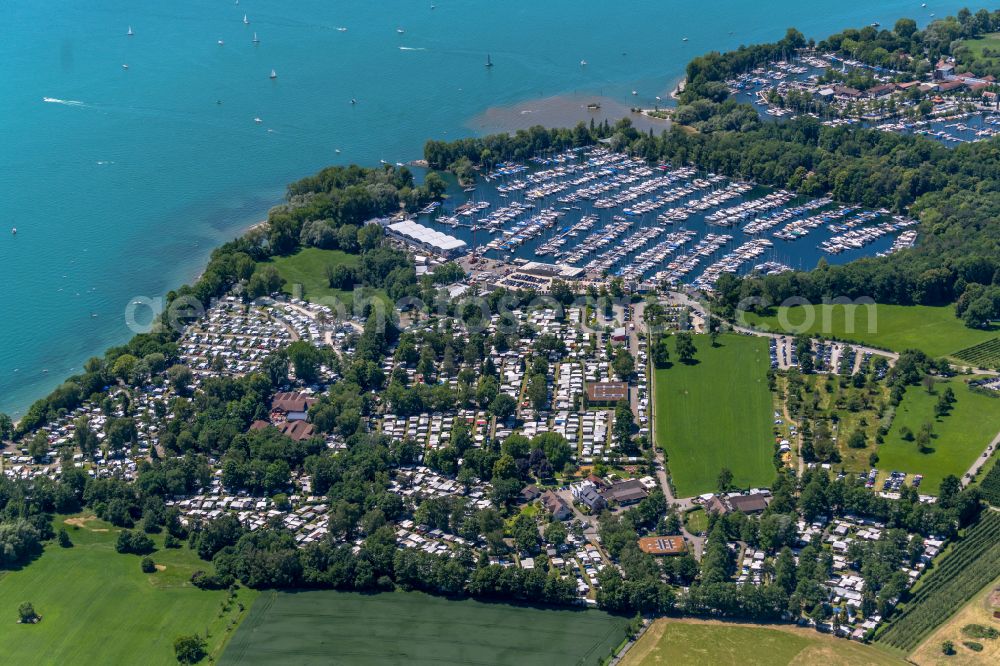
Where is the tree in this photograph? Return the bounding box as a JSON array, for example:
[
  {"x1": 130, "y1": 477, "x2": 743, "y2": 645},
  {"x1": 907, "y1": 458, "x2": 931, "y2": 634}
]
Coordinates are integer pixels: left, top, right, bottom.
[
  {"x1": 488, "y1": 393, "x2": 517, "y2": 421},
  {"x1": 174, "y1": 634, "x2": 207, "y2": 664},
  {"x1": 612, "y1": 348, "x2": 635, "y2": 380},
  {"x1": 652, "y1": 338, "x2": 670, "y2": 368},
  {"x1": 894, "y1": 17, "x2": 917, "y2": 38},
  {"x1": 17, "y1": 602, "x2": 38, "y2": 624},
  {"x1": 707, "y1": 315, "x2": 722, "y2": 346},
  {"x1": 166, "y1": 364, "x2": 194, "y2": 395},
  {"x1": 58, "y1": 529, "x2": 73, "y2": 548},
  {"x1": 27, "y1": 431, "x2": 49, "y2": 461},
  {"x1": 286, "y1": 340, "x2": 322, "y2": 384},
  {"x1": 941, "y1": 640, "x2": 956, "y2": 655},
  {"x1": 935, "y1": 390, "x2": 954, "y2": 417},
  {"x1": 916, "y1": 421, "x2": 934, "y2": 453},
  {"x1": 526, "y1": 373, "x2": 548, "y2": 410},
  {"x1": 116, "y1": 530, "x2": 155, "y2": 555},
  {"x1": 111, "y1": 354, "x2": 140, "y2": 384},
  {"x1": 0, "y1": 518, "x2": 42, "y2": 569},
  {"x1": 717, "y1": 467, "x2": 734, "y2": 492},
  {"x1": 247, "y1": 265, "x2": 285, "y2": 299},
  {"x1": 544, "y1": 521, "x2": 567, "y2": 547},
  {"x1": 612, "y1": 399, "x2": 634, "y2": 449},
  {"x1": 626, "y1": 611, "x2": 644, "y2": 638},
  {"x1": 675, "y1": 333, "x2": 696, "y2": 364},
  {"x1": 847, "y1": 429, "x2": 867, "y2": 449},
  {"x1": 0, "y1": 413, "x2": 12, "y2": 441},
  {"x1": 141, "y1": 556, "x2": 156, "y2": 573},
  {"x1": 511, "y1": 513, "x2": 540, "y2": 554},
  {"x1": 73, "y1": 417, "x2": 99, "y2": 458}
]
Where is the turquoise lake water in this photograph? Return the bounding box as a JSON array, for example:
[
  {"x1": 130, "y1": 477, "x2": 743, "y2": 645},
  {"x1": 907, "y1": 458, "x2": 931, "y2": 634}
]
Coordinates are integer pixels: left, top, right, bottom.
[{"x1": 0, "y1": 1, "x2": 967, "y2": 417}]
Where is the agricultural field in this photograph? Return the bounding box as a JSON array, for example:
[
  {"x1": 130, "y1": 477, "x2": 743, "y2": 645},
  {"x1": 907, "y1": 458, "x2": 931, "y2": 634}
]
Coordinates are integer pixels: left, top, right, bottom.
[
  {"x1": 743, "y1": 304, "x2": 998, "y2": 359},
  {"x1": 876, "y1": 378, "x2": 1000, "y2": 494},
  {"x1": 952, "y1": 338, "x2": 1000, "y2": 370},
  {"x1": 909, "y1": 574, "x2": 1000, "y2": 665},
  {"x1": 221, "y1": 589, "x2": 629, "y2": 665},
  {"x1": 266, "y1": 247, "x2": 386, "y2": 310},
  {"x1": 0, "y1": 514, "x2": 251, "y2": 665},
  {"x1": 621, "y1": 618, "x2": 905, "y2": 666},
  {"x1": 654, "y1": 334, "x2": 776, "y2": 497},
  {"x1": 876, "y1": 511, "x2": 1000, "y2": 654},
  {"x1": 978, "y1": 457, "x2": 1000, "y2": 507}
]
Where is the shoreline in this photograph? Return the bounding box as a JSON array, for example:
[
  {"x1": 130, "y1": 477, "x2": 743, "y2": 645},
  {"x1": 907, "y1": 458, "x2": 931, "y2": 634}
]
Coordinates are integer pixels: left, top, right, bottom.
[
  {"x1": 467, "y1": 93, "x2": 672, "y2": 136},
  {"x1": 671, "y1": 77, "x2": 686, "y2": 100}
]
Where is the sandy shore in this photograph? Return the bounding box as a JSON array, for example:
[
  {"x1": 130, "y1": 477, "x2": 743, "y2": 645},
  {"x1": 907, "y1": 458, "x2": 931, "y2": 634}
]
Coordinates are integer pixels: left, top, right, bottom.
[{"x1": 467, "y1": 93, "x2": 672, "y2": 135}]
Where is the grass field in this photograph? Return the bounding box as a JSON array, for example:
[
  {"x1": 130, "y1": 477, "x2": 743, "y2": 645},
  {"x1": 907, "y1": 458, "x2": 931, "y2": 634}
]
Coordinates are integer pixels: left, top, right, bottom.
[
  {"x1": 683, "y1": 508, "x2": 708, "y2": 534},
  {"x1": 909, "y1": 574, "x2": 1000, "y2": 665},
  {"x1": 221, "y1": 589, "x2": 628, "y2": 665},
  {"x1": 621, "y1": 619, "x2": 905, "y2": 666},
  {"x1": 266, "y1": 247, "x2": 387, "y2": 310},
  {"x1": 0, "y1": 514, "x2": 252, "y2": 665},
  {"x1": 654, "y1": 334, "x2": 776, "y2": 497},
  {"x1": 876, "y1": 378, "x2": 1000, "y2": 494},
  {"x1": 743, "y1": 304, "x2": 998, "y2": 359},
  {"x1": 959, "y1": 33, "x2": 1000, "y2": 71}
]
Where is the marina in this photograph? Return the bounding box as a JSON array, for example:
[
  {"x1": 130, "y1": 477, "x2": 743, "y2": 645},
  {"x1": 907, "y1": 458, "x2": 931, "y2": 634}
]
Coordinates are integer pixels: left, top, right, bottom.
[
  {"x1": 730, "y1": 51, "x2": 1000, "y2": 145},
  {"x1": 408, "y1": 147, "x2": 912, "y2": 293}
]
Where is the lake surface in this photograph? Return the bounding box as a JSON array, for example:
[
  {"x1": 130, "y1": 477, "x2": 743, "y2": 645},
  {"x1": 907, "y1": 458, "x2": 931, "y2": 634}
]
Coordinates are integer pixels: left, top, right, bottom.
[{"x1": 0, "y1": 0, "x2": 967, "y2": 416}]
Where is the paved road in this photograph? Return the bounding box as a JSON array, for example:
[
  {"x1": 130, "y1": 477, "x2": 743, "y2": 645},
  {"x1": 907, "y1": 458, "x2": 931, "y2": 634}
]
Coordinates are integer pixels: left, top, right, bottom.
[{"x1": 962, "y1": 428, "x2": 1000, "y2": 487}]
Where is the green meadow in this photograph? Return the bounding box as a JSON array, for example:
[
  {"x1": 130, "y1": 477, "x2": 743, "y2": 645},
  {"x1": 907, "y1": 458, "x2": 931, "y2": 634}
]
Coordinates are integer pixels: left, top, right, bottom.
[
  {"x1": 266, "y1": 247, "x2": 387, "y2": 310},
  {"x1": 221, "y1": 589, "x2": 628, "y2": 665},
  {"x1": 0, "y1": 515, "x2": 252, "y2": 665},
  {"x1": 654, "y1": 334, "x2": 776, "y2": 497},
  {"x1": 877, "y1": 378, "x2": 1000, "y2": 494},
  {"x1": 622, "y1": 619, "x2": 906, "y2": 666},
  {"x1": 743, "y1": 304, "x2": 997, "y2": 359}
]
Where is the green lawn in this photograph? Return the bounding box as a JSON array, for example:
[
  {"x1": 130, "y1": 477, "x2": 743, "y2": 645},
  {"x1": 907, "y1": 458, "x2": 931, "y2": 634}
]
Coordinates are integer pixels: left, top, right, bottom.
[
  {"x1": 266, "y1": 247, "x2": 387, "y2": 311},
  {"x1": 959, "y1": 32, "x2": 1000, "y2": 71},
  {"x1": 221, "y1": 589, "x2": 628, "y2": 665},
  {"x1": 876, "y1": 378, "x2": 1000, "y2": 494},
  {"x1": 0, "y1": 515, "x2": 253, "y2": 665},
  {"x1": 654, "y1": 334, "x2": 776, "y2": 497},
  {"x1": 963, "y1": 32, "x2": 1000, "y2": 57},
  {"x1": 622, "y1": 619, "x2": 906, "y2": 666},
  {"x1": 743, "y1": 304, "x2": 998, "y2": 359},
  {"x1": 683, "y1": 507, "x2": 708, "y2": 534}
]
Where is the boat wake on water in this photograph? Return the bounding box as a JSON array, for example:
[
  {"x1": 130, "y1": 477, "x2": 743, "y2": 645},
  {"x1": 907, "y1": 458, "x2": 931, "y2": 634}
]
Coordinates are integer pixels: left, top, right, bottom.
[
  {"x1": 398, "y1": 46, "x2": 427, "y2": 51},
  {"x1": 42, "y1": 97, "x2": 87, "y2": 107}
]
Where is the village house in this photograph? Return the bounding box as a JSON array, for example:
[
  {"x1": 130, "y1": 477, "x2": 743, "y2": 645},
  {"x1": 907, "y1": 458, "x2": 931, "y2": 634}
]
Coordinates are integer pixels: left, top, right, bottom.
[
  {"x1": 571, "y1": 480, "x2": 606, "y2": 512},
  {"x1": 637, "y1": 536, "x2": 686, "y2": 556},
  {"x1": 601, "y1": 479, "x2": 648, "y2": 506},
  {"x1": 705, "y1": 492, "x2": 769, "y2": 515},
  {"x1": 541, "y1": 491, "x2": 574, "y2": 521},
  {"x1": 585, "y1": 381, "x2": 628, "y2": 407},
  {"x1": 270, "y1": 392, "x2": 318, "y2": 422}
]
